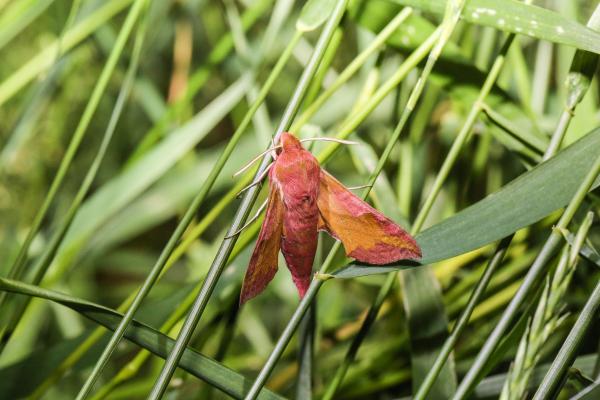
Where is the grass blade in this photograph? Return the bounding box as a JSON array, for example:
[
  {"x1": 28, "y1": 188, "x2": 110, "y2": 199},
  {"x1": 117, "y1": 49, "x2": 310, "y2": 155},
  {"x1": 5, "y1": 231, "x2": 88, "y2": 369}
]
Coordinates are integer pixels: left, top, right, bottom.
[
  {"x1": 0, "y1": 0, "x2": 134, "y2": 106},
  {"x1": 0, "y1": 278, "x2": 284, "y2": 400},
  {"x1": 453, "y1": 151, "x2": 600, "y2": 399},
  {"x1": 148, "y1": 2, "x2": 350, "y2": 398},
  {"x1": 393, "y1": 0, "x2": 600, "y2": 54}
]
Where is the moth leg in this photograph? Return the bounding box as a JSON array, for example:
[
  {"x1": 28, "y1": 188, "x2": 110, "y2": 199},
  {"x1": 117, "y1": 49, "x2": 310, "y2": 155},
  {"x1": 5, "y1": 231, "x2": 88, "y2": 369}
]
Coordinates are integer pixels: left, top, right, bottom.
[
  {"x1": 225, "y1": 198, "x2": 269, "y2": 239},
  {"x1": 233, "y1": 147, "x2": 278, "y2": 177},
  {"x1": 236, "y1": 163, "x2": 273, "y2": 198}
]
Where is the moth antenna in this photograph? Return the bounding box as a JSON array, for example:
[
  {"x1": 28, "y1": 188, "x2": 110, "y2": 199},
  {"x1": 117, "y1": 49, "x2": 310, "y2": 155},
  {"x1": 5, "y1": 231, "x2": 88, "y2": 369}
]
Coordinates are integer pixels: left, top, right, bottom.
[
  {"x1": 233, "y1": 146, "x2": 281, "y2": 177},
  {"x1": 300, "y1": 137, "x2": 359, "y2": 146},
  {"x1": 225, "y1": 198, "x2": 269, "y2": 239},
  {"x1": 236, "y1": 163, "x2": 273, "y2": 198},
  {"x1": 347, "y1": 184, "x2": 373, "y2": 191}
]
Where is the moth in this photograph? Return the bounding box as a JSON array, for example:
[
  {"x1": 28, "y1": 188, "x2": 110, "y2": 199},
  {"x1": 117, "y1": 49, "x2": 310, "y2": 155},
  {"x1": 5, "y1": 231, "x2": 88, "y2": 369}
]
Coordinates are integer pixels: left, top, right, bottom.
[{"x1": 240, "y1": 132, "x2": 421, "y2": 303}]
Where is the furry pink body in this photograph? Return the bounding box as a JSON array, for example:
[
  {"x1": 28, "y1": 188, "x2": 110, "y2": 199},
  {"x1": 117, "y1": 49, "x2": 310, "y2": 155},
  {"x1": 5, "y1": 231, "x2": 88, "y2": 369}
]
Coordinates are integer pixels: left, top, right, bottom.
[{"x1": 240, "y1": 133, "x2": 421, "y2": 304}]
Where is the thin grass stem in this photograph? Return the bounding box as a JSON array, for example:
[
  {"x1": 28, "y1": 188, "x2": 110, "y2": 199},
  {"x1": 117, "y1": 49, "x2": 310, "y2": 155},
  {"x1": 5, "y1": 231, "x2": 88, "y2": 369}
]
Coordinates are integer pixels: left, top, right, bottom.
[
  {"x1": 73, "y1": 8, "x2": 301, "y2": 400},
  {"x1": 146, "y1": 2, "x2": 350, "y2": 398},
  {"x1": 244, "y1": 3, "x2": 465, "y2": 394}
]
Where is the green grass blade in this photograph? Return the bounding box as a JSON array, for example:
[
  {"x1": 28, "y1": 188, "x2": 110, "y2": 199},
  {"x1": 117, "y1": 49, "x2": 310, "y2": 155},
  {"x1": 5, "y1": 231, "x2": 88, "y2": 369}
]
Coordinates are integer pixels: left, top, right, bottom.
[
  {"x1": 571, "y1": 380, "x2": 600, "y2": 400},
  {"x1": 532, "y1": 280, "x2": 600, "y2": 400},
  {"x1": 0, "y1": 0, "x2": 134, "y2": 106},
  {"x1": 453, "y1": 151, "x2": 600, "y2": 399},
  {"x1": 148, "y1": 2, "x2": 350, "y2": 398},
  {"x1": 393, "y1": 0, "x2": 600, "y2": 54},
  {"x1": 0, "y1": 278, "x2": 285, "y2": 400},
  {"x1": 0, "y1": 0, "x2": 54, "y2": 52}
]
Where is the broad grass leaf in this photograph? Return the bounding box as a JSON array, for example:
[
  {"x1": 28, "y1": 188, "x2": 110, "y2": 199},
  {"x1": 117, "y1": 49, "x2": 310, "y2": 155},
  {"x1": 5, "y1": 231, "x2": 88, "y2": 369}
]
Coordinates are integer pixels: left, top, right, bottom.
[
  {"x1": 0, "y1": 278, "x2": 284, "y2": 400},
  {"x1": 392, "y1": 0, "x2": 600, "y2": 54},
  {"x1": 331, "y1": 126, "x2": 600, "y2": 278},
  {"x1": 0, "y1": 284, "x2": 195, "y2": 398}
]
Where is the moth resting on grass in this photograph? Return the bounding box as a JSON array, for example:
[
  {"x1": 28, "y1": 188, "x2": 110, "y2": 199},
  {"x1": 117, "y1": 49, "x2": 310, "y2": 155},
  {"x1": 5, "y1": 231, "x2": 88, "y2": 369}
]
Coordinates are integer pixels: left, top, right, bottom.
[{"x1": 240, "y1": 132, "x2": 421, "y2": 303}]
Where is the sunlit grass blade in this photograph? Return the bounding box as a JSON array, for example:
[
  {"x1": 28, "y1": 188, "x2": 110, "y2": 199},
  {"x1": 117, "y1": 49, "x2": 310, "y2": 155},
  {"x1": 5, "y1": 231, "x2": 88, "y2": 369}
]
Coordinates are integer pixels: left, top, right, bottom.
[{"x1": 394, "y1": 0, "x2": 600, "y2": 53}]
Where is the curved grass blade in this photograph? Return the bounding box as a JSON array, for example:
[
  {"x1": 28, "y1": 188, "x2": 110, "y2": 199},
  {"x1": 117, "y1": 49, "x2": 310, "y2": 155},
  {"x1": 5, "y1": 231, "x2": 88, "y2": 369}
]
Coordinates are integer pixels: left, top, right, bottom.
[
  {"x1": 571, "y1": 380, "x2": 600, "y2": 400},
  {"x1": 0, "y1": 278, "x2": 284, "y2": 400},
  {"x1": 392, "y1": 0, "x2": 600, "y2": 54}
]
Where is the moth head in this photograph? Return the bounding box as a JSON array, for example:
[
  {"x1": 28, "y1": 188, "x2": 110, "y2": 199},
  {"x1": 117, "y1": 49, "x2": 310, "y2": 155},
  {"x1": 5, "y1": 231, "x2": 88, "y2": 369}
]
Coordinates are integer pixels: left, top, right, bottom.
[{"x1": 279, "y1": 132, "x2": 303, "y2": 153}]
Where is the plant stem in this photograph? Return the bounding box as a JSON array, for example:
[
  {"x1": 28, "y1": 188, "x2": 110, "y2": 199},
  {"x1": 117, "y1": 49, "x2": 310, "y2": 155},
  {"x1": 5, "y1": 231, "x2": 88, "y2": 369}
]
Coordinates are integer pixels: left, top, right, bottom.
[
  {"x1": 245, "y1": 4, "x2": 466, "y2": 393},
  {"x1": 146, "y1": 2, "x2": 349, "y2": 398}
]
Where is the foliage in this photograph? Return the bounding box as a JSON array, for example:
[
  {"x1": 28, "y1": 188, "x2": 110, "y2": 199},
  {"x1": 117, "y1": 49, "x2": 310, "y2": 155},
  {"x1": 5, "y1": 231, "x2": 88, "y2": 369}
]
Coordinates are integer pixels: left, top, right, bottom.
[{"x1": 1, "y1": 0, "x2": 599, "y2": 399}]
